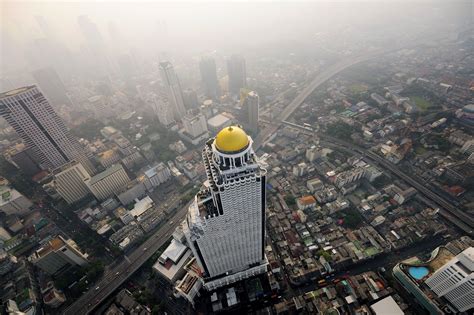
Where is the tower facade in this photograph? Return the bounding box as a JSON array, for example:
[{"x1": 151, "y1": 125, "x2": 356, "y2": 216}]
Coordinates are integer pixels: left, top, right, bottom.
[
  {"x1": 199, "y1": 57, "x2": 220, "y2": 100},
  {"x1": 227, "y1": 55, "x2": 247, "y2": 96},
  {"x1": 184, "y1": 126, "x2": 267, "y2": 290},
  {"x1": 159, "y1": 61, "x2": 186, "y2": 120},
  {"x1": 0, "y1": 86, "x2": 95, "y2": 174}
]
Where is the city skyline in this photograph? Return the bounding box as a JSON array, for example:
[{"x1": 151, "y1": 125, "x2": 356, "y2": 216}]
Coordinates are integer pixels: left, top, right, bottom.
[{"x1": 0, "y1": 1, "x2": 473, "y2": 314}]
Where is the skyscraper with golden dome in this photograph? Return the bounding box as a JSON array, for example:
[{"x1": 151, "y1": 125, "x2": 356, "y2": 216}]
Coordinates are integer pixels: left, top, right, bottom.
[{"x1": 184, "y1": 126, "x2": 267, "y2": 290}]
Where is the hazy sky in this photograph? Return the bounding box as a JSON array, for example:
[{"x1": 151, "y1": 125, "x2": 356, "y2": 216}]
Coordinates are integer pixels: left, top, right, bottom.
[
  {"x1": 1, "y1": 1, "x2": 472, "y2": 78},
  {"x1": 4, "y1": 1, "x2": 471, "y2": 51}
]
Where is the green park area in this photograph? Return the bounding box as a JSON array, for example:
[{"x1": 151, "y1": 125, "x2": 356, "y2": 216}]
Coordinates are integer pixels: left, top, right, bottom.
[
  {"x1": 410, "y1": 96, "x2": 432, "y2": 111},
  {"x1": 350, "y1": 84, "x2": 369, "y2": 94}
]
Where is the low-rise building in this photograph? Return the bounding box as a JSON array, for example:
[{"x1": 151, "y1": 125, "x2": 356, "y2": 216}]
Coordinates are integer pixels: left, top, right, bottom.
[
  {"x1": 30, "y1": 236, "x2": 88, "y2": 275},
  {"x1": 297, "y1": 195, "x2": 317, "y2": 210},
  {"x1": 143, "y1": 162, "x2": 172, "y2": 192},
  {"x1": 0, "y1": 185, "x2": 33, "y2": 216},
  {"x1": 307, "y1": 178, "x2": 324, "y2": 193},
  {"x1": 116, "y1": 179, "x2": 147, "y2": 206},
  {"x1": 153, "y1": 238, "x2": 192, "y2": 283}
]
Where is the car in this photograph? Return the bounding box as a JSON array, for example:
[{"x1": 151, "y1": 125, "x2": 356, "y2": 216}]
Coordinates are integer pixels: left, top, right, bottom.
[
  {"x1": 169, "y1": 220, "x2": 174, "y2": 225},
  {"x1": 95, "y1": 286, "x2": 100, "y2": 290},
  {"x1": 143, "y1": 247, "x2": 147, "y2": 251},
  {"x1": 115, "y1": 271, "x2": 120, "y2": 275}
]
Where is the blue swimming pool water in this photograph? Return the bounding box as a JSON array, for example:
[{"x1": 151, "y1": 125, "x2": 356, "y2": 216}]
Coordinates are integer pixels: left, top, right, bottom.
[{"x1": 408, "y1": 266, "x2": 429, "y2": 280}]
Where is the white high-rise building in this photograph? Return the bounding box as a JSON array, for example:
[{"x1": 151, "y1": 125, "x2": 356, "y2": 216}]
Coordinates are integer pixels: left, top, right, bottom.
[
  {"x1": 184, "y1": 126, "x2": 267, "y2": 291},
  {"x1": 86, "y1": 164, "x2": 130, "y2": 201},
  {"x1": 425, "y1": 247, "x2": 474, "y2": 312},
  {"x1": 0, "y1": 86, "x2": 95, "y2": 174},
  {"x1": 51, "y1": 161, "x2": 91, "y2": 204},
  {"x1": 183, "y1": 112, "x2": 208, "y2": 139},
  {"x1": 159, "y1": 61, "x2": 186, "y2": 120},
  {"x1": 147, "y1": 93, "x2": 175, "y2": 127}
]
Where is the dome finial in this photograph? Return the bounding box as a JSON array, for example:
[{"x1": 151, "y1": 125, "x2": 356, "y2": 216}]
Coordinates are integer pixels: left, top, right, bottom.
[{"x1": 215, "y1": 125, "x2": 249, "y2": 153}]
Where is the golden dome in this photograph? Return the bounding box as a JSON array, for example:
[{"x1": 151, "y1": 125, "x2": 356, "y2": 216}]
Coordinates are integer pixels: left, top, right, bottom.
[{"x1": 215, "y1": 126, "x2": 249, "y2": 153}]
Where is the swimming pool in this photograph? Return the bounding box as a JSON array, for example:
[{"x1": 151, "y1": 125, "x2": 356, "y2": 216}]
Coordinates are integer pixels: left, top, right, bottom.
[{"x1": 408, "y1": 266, "x2": 429, "y2": 280}]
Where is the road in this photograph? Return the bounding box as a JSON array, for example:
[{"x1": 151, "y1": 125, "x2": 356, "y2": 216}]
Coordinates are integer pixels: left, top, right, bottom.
[
  {"x1": 289, "y1": 234, "x2": 449, "y2": 296},
  {"x1": 244, "y1": 36, "x2": 474, "y2": 236},
  {"x1": 253, "y1": 48, "x2": 387, "y2": 150},
  {"x1": 63, "y1": 203, "x2": 191, "y2": 315},
  {"x1": 319, "y1": 135, "x2": 474, "y2": 236},
  {"x1": 280, "y1": 120, "x2": 474, "y2": 236},
  {"x1": 252, "y1": 28, "x2": 470, "y2": 151}
]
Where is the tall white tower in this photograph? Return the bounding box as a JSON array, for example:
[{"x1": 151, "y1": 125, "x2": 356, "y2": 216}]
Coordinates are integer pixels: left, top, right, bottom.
[
  {"x1": 159, "y1": 61, "x2": 186, "y2": 121},
  {"x1": 184, "y1": 126, "x2": 267, "y2": 290}
]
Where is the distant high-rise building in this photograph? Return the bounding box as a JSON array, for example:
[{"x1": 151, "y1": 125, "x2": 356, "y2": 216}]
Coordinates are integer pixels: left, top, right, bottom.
[
  {"x1": 227, "y1": 55, "x2": 247, "y2": 95},
  {"x1": 88, "y1": 95, "x2": 113, "y2": 120},
  {"x1": 77, "y1": 15, "x2": 105, "y2": 51},
  {"x1": 199, "y1": 57, "x2": 220, "y2": 99},
  {"x1": 31, "y1": 67, "x2": 72, "y2": 108},
  {"x1": 182, "y1": 88, "x2": 199, "y2": 109},
  {"x1": 0, "y1": 86, "x2": 95, "y2": 174},
  {"x1": 77, "y1": 15, "x2": 112, "y2": 77},
  {"x1": 241, "y1": 90, "x2": 259, "y2": 134},
  {"x1": 118, "y1": 54, "x2": 137, "y2": 82},
  {"x1": 147, "y1": 93, "x2": 175, "y2": 127},
  {"x1": 182, "y1": 112, "x2": 208, "y2": 139},
  {"x1": 35, "y1": 15, "x2": 55, "y2": 40},
  {"x1": 159, "y1": 61, "x2": 186, "y2": 120},
  {"x1": 184, "y1": 126, "x2": 267, "y2": 290},
  {"x1": 425, "y1": 247, "x2": 474, "y2": 312}
]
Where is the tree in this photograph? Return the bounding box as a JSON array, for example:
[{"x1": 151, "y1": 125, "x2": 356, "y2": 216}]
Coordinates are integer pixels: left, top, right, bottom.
[
  {"x1": 317, "y1": 250, "x2": 332, "y2": 262},
  {"x1": 325, "y1": 121, "x2": 356, "y2": 140},
  {"x1": 85, "y1": 261, "x2": 104, "y2": 281},
  {"x1": 152, "y1": 305, "x2": 161, "y2": 315},
  {"x1": 285, "y1": 195, "x2": 296, "y2": 207},
  {"x1": 339, "y1": 208, "x2": 363, "y2": 229},
  {"x1": 70, "y1": 118, "x2": 104, "y2": 140}
]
